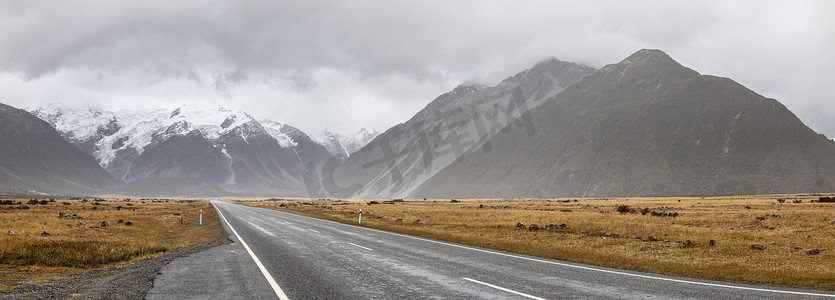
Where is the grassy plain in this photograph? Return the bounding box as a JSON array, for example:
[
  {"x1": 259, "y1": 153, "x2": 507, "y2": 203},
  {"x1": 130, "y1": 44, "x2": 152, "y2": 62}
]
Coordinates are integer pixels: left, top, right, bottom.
[
  {"x1": 240, "y1": 194, "x2": 835, "y2": 290},
  {"x1": 0, "y1": 197, "x2": 223, "y2": 288}
]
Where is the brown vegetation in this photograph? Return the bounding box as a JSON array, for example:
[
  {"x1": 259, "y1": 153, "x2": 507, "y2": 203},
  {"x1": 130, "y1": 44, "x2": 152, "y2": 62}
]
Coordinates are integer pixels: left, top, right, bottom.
[{"x1": 0, "y1": 197, "x2": 223, "y2": 287}]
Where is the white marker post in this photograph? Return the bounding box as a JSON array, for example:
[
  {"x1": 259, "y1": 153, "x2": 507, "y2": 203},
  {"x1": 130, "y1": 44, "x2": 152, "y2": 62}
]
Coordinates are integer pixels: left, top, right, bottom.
[
  {"x1": 358, "y1": 209, "x2": 362, "y2": 224},
  {"x1": 199, "y1": 209, "x2": 203, "y2": 225}
]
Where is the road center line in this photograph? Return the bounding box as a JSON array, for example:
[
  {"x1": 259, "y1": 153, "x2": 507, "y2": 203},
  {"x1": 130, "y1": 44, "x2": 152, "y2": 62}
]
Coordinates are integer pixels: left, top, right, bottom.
[
  {"x1": 347, "y1": 242, "x2": 373, "y2": 251},
  {"x1": 307, "y1": 229, "x2": 321, "y2": 234},
  {"x1": 463, "y1": 278, "x2": 546, "y2": 300},
  {"x1": 276, "y1": 208, "x2": 835, "y2": 298},
  {"x1": 215, "y1": 203, "x2": 290, "y2": 300}
]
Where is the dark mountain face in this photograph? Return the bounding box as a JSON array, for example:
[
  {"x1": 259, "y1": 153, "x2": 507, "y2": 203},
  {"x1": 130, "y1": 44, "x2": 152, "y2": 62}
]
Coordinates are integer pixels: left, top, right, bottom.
[
  {"x1": 0, "y1": 103, "x2": 119, "y2": 195},
  {"x1": 322, "y1": 58, "x2": 597, "y2": 198},
  {"x1": 217, "y1": 120, "x2": 308, "y2": 195},
  {"x1": 414, "y1": 49, "x2": 835, "y2": 198},
  {"x1": 123, "y1": 126, "x2": 231, "y2": 184},
  {"x1": 119, "y1": 177, "x2": 228, "y2": 197}
]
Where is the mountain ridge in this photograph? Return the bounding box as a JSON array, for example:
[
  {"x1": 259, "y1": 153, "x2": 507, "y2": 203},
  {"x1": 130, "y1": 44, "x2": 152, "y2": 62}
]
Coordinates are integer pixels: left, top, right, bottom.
[{"x1": 412, "y1": 49, "x2": 835, "y2": 198}]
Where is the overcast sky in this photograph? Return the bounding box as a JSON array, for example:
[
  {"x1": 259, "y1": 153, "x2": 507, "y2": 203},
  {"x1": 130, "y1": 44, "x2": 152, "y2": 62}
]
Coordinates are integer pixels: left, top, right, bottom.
[{"x1": 1, "y1": 0, "x2": 833, "y2": 138}]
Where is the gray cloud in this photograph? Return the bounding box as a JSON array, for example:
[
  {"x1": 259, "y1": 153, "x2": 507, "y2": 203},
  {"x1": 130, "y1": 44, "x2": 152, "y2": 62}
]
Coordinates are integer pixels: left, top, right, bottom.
[{"x1": 0, "y1": 0, "x2": 833, "y2": 137}]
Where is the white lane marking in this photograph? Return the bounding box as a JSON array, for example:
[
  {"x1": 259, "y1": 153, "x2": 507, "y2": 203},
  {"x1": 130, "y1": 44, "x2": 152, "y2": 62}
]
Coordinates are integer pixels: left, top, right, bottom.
[
  {"x1": 215, "y1": 203, "x2": 290, "y2": 300},
  {"x1": 347, "y1": 242, "x2": 373, "y2": 251},
  {"x1": 263, "y1": 208, "x2": 835, "y2": 298},
  {"x1": 307, "y1": 229, "x2": 321, "y2": 234},
  {"x1": 463, "y1": 278, "x2": 546, "y2": 300}
]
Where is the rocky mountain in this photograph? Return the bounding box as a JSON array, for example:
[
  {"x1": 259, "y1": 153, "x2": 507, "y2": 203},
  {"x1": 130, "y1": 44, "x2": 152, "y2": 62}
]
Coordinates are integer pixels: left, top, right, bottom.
[
  {"x1": 319, "y1": 57, "x2": 597, "y2": 198},
  {"x1": 29, "y1": 105, "x2": 342, "y2": 196},
  {"x1": 15, "y1": 49, "x2": 835, "y2": 199},
  {"x1": 315, "y1": 128, "x2": 381, "y2": 161},
  {"x1": 413, "y1": 49, "x2": 835, "y2": 198},
  {"x1": 0, "y1": 103, "x2": 120, "y2": 195}
]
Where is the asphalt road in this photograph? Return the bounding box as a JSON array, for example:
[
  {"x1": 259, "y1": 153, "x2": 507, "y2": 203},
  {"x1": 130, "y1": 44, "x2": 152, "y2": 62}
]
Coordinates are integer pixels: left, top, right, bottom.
[{"x1": 149, "y1": 201, "x2": 835, "y2": 299}]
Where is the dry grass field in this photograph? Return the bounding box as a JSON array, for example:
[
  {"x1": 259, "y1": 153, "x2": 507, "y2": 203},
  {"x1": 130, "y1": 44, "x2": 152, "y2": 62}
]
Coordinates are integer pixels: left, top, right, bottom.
[
  {"x1": 240, "y1": 194, "x2": 835, "y2": 290},
  {"x1": 0, "y1": 197, "x2": 223, "y2": 288}
]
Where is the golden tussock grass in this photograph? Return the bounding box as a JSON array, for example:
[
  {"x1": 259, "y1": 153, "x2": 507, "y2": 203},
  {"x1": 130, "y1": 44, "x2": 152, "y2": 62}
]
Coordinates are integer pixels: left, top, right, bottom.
[
  {"x1": 239, "y1": 194, "x2": 835, "y2": 290},
  {"x1": 0, "y1": 197, "x2": 223, "y2": 286}
]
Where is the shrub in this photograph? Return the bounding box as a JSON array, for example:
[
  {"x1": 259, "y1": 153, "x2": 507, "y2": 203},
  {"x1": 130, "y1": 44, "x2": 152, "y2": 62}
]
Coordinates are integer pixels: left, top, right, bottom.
[
  {"x1": 616, "y1": 205, "x2": 635, "y2": 214},
  {"x1": 818, "y1": 196, "x2": 835, "y2": 203}
]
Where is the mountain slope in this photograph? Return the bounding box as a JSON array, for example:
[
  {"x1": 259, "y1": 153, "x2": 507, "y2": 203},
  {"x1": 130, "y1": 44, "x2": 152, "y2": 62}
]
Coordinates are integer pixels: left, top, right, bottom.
[
  {"x1": 30, "y1": 105, "x2": 341, "y2": 196},
  {"x1": 413, "y1": 49, "x2": 835, "y2": 198},
  {"x1": 0, "y1": 103, "x2": 119, "y2": 195},
  {"x1": 322, "y1": 58, "x2": 597, "y2": 198},
  {"x1": 123, "y1": 123, "x2": 231, "y2": 184}
]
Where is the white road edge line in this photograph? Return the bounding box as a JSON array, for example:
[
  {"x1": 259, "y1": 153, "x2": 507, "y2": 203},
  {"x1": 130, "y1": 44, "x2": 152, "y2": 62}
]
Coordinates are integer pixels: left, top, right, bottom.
[
  {"x1": 260, "y1": 207, "x2": 835, "y2": 298},
  {"x1": 347, "y1": 242, "x2": 373, "y2": 251},
  {"x1": 463, "y1": 278, "x2": 546, "y2": 300},
  {"x1": 308, "y1": 229, "x2": 321, "y2": 233},
  {"x1": 215, "y1": 203, "x2": 290, "y2": 300}
]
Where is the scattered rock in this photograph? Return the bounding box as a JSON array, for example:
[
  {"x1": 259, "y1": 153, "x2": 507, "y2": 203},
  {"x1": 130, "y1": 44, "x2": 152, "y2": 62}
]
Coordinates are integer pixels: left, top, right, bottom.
[
  {"x1": 709, "y1": 239, "x2": 718, "y2": 246},
  {"x1": 793, "y1": 246, "x2": 804, "y2": 252},
  {"x1": 585, "y1": 231, "x2": 594, "y2": 235},
  {"x1": 7, "y1": 230, "x2": 15, "y2": 236},
  {"x1": 59, "y1": 212, "x2": 68, "y2": 218},
  {"x1": 805, "y1": 235, "x2": 811, "y2": 239},
  {"x1": 682, "y1": 240, "x2": 696, "y2": 248},
  {"x1": 117, "y1": 219, "x2": 124, "y2": 224},
  {"x1": 173, "y1": 213, "x2": 181, "y2": 216},
  {"x1": 771, "y1": 214, "x2": 782, "y2": 219},
  {"x1": 544, "y1": 223, "x2": 571, "y2": 231},
  {"x1": 529, "y1": 224, "x2": 541, "y2": 231},
  {"x1": 41, "y1": 231, "x2": 51, "y2": 236},
  {"x1": 744, "y1": 205, "x2": 752, "y2": 209},
  {"x1": 751, "y1": 244, "x2": 767, "y2": 250},
  {"x1": 125, "y1": 221, "x2": 134, "y2": 226},
  {"x1": 461, "y1": 224, "x2": 467, "y2": 227},
  {"x1": 830, "y1": 219, "x2": 835, "y2": 225},
  {"x1": 497, "y1": 225, "x2": 504, "y2": 228},
  {"x1": 78, "y1": 221, "x2": 87, "y2": 225},
  {"x1": 515, "y1": 223, "x2": 525, "y2": 230},
  {"x1": 413, "y1": 219, "x2": 421, "y2": 224},
  {"x1": 110, "y1": 248, "x2": 117, "y2": 253},
  {"x1": 101, "y1": 221, "x2": 109, "y2": 227},
  {"x1": 767, "y1": 241, "x2": 775, "y2": 245},
  {"x1": 634, "y1": 234, "x2": 642, "y2": 239},
  {"x1": 646, "y1": 235, "x2": 659, "y2": 242},
  {"x1": 807, "y1": 248, "x2": 822, "y2": 255},
  {"x1": 25, "y1": 233, "x2": 32, "y2": 237},
  {"x1": 395, "y1": 219, "x2": 403, "y2": 223},
  {"x1": 598, "y1": 230, "x2": 607, "y2": 236}
]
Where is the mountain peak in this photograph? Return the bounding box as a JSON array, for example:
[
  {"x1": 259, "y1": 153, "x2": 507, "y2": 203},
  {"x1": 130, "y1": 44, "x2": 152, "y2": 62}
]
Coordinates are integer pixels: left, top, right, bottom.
[
  {"x1": 531, "y1": 57, "x2": 564, "y2": 68},
  {"x1": 622, "y1": 49, "x2": 675, "y2": 65}
]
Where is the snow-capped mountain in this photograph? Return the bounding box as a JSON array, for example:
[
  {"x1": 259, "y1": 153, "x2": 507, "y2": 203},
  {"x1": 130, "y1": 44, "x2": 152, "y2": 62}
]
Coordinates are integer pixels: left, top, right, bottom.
[
  {"x1": 315, "y1": 128, "x2": 380, "y2": 161},
  {"x1": 28, "y1": 104, "x2": 346, "y2": 196}
]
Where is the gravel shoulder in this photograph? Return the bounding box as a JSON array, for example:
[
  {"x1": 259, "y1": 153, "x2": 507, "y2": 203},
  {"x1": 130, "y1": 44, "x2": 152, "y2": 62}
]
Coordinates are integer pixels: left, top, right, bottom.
[{"x1": 0, "y1": 234, "x2": 230, "y2": 300}]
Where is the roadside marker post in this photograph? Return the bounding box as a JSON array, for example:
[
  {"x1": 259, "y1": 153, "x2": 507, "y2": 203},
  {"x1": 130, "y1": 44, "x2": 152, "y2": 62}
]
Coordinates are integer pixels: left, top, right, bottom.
[
  {"x1": 199, "y1": 209, "x2": 203, "y2": 225},
  {"x1": 359, "y1": 209, "x2": 362, "y2": 224}
]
